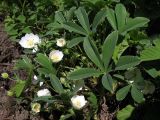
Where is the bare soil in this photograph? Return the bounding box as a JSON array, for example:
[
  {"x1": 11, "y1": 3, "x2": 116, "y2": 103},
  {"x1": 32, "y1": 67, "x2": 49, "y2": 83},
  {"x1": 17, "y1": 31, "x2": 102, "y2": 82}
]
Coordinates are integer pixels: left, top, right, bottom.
[{"x1": 0, "y1": 22, "x2": 45, "y2": 120}]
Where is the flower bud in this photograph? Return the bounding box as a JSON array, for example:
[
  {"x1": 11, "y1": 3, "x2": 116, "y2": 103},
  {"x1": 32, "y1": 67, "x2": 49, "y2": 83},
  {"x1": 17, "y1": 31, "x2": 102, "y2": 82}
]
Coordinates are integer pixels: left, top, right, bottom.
[
  {"x1": 1, "y1": 72, "x2": 9, "y2": 79},
  {"x1": 56, "y1": 38, "x2": 66, "y2": 47},
  {"x1": 31, "y1": 103, "x2": 41, "y2": 113}
]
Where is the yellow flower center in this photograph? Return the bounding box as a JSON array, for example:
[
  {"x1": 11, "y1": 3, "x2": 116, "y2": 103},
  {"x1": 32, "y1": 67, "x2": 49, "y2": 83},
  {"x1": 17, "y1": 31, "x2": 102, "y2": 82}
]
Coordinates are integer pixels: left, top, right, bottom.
[
  {"x1": 26, "y1": 39, "x2": 34, "y2": 47},
  {"x1": 51, "y1": 55, "x2": 60, "y2": 61},
  {"x1": 75, "y1": 100, "x2": 81, "y2": 107}
]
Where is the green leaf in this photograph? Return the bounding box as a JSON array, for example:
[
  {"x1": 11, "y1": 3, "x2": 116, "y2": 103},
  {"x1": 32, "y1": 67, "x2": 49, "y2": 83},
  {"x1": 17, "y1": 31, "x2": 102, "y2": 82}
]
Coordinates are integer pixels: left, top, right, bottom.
[
  {"x1": 102, "y1": 31, "x2": 118, "y2": 70},
  {"x1": 75, "y1": 7, "x2": 91, "y2": 33},
  {"x1": 115, "y1": 4, "x2": 127, "y2": 30},
  {"x1": 35, "y1": 53, "x2": 56, "y2": 74},
  {"x1": 120, "y1": 17, "x2": 150, "y2": 35},
  {"x1": 67, "y1": 37, "x2": 85, "y2": 48},
  {"x1": 117, "y1": 105, "x2": 135, "y2": 120},
  {"x1": 55, "y1": 11, "x2": 66, "y2": 24},
  {"x1": 17, "y1": 15, "x2": 26, "y2": 23},
  {"x1": 37, "y1": 68, "x2": 51, "y2": 75},
  {"x1": 131, "y1": 85, "x2": 144, "y2": 103},
  {"x1": 106, "y1": 8, "x2": 117, "y2": 30},
  {"x1": 66, "y1": 7, "x2": 76, "y2": 21},
  {"x1": 102, "y1": 74, "x2": 117, "y2": 93},
  {"x1": 144, "y1": 68, "x2": 158, "y2": 78},
  {"x1": 112, "y1": 38, "x2": 129, "y2": 64},
  {"x1": 88, "y1": 92, "x2": 98, "y2": 110},
  {"x1": 68, "y1": 68, "x2": 102, "y2": 80},
  {"x1": 49, "y1": 74, "x2": 64, "y2": 94},
  {"x1": 116, "y1": 85, "x2": 131, "y2": 101},
  {"x1": 11, "y1": 80, "x2": 26, "y2": 97},
  {"x1": 83, "y1": 38, "x2": 104, "y2": 70},
  {"x1": 140, "y1": 41, "x2": 160, "y2": 61},
  {"x1": 92, "y1": 9, "x2": 107, "y2": 32},
  {"x1": 15, "y1": 56, "x2": 33, "y2": 72},
  {"x1": 116, "y1": 56, "x2": 141, "y2": 70},
  {"x1": 21, "y1": 26, "x2": 31, "y2": 33},
  {"x1": 63, "y1": 22, "x2": 87, "y2": 35}
]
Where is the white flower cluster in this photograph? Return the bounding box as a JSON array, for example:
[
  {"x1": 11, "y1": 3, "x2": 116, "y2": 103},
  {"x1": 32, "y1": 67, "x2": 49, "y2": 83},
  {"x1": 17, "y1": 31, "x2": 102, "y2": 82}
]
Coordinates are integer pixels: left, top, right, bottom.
[{"x1": 19, "y1": 33, "x2": 66, "y2": 63}]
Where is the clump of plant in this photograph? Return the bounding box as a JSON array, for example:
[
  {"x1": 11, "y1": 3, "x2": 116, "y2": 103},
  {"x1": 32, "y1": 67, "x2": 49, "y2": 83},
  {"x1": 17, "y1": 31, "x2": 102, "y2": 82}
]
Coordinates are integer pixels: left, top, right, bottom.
[{"x1": 2, "y1": 2, "x2": 160, "y2": 120}]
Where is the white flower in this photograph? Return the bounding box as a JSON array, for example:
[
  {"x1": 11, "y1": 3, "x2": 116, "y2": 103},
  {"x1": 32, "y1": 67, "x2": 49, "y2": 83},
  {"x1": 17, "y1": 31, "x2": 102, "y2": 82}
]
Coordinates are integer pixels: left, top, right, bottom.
[
  {"x1": 56, "y1": 38, "x2": 66, "y2": 47},
  {"x1": 32, "y1": 45, "x2": 38, "y2": 53},
  {"x1": 31, "y1": 103, "x2": 41, "y2": 113},
  {"x1": 129, "y1": 80, "x2": 134, "y2": 84},
  {"x1": 39, "y1": 82, "x2": 44, "y2": 86},
  {"x1": 19, "y1": 33, "x2": 41, "y2": 48},
  {"x1": 37, "y1": 89, "x2": 51, "y2": 97},
  {"x1": 34, "y1": 75, "x2": 38, "y2": 80},
  {"x1": 71, "y1": 95, "x2": 87, "y2": 110},
  {"x1": 49, "y1": 50, "x2": 64, "y2": 63}
]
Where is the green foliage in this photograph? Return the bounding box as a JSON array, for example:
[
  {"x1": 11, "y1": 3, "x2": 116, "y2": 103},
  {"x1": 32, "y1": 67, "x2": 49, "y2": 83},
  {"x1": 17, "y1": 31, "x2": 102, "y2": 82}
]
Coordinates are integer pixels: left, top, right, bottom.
[
  {"x1": 10, "y1": 80, "x2": 26, "y2": 97},
  {"x1": 68, "y1": 68, "x2": 102, "y2": 80},
  {"x1": 117, "y1": 105, "x2": 135, "y2": 120},
  {"x1": 115, "y1": 56, "x2": 141, "y2": 70},
  {"x1": 102, "y1": 74, "x2": 117, "y2": 93},
  {"x1": 102, "y1": 31, "x2": 118, "y2": 70},
  {"x1": 106, "y1": 4, "x2": 150, "y2": 35},
  {"x1": 49, "y1": 74, "x2": 64, "y2": 94},
  {"x1": 116, "y1": 85, "x2": 131, "y2": 101},
  {"x1": 35, "y1": 53, "x2": 56, "y2": 74},
  {"x1": 131, "y1": 85, "x2": 144, "y2": 103},
  {"x1": 75, "y1": 7, "x2": 91, "y2": 34},
  {"x1": 140, "y1": 40, "x2": 160, "y2": 61},
  {"x1": 67, "y1": 37, "x2": 85, "y2": 48},
  {"x1": 83, "y1": 38, "x2": 104, "y2": 70}
]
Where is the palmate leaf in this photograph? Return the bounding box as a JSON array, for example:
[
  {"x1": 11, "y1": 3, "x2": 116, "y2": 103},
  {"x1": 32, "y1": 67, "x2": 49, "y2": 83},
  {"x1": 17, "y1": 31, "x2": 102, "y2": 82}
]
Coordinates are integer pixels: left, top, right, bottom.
[
  {"x1": 106, "y1": 4, "x2": 149, "y2": 35},
  {"x1": 102, "y1": 31, "x2": 118, "y2": 70},
  {"x1": 117, "y1": 105, "x2": 135, "y2": 120},
  {"x1": 63, "y1": 22, "x2": 87, "y2": 36},
  {"x1": 67, "y1": 68, "x2": 102, "y2": 80},
  {"x1": 115, "y1": 56, "x2": 141, "y2": 70},
  {"x1": 75, "y1": 7, "x2": 91, "y2": 33},
  {"x1": 120, "y1": 17, "x2": 150, "y2": 35},
  {"x1": 140, "y1": 41, "x2": 160, "y2": 61},
  {"x1": 83, "y1": 37, "x2": 104, "y2": 70},
  {"x1": 92, "y1": 9, "x2": 107, "y2": 32}
]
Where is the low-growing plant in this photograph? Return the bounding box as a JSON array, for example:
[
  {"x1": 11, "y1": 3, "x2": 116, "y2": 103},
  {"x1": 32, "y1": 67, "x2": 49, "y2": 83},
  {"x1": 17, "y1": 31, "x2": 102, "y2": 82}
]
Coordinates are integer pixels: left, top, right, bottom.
[{"x1": 1, "y1": 2, "x2": 160, "y2": 120}]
